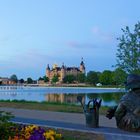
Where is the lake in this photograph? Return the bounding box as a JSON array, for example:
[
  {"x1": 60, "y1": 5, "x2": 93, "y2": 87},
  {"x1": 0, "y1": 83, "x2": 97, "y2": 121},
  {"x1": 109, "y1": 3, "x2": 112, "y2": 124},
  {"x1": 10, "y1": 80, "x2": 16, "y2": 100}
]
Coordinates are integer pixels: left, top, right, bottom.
[{"x1": 0, "y1": 86, "x2": 125, "y2": 107}]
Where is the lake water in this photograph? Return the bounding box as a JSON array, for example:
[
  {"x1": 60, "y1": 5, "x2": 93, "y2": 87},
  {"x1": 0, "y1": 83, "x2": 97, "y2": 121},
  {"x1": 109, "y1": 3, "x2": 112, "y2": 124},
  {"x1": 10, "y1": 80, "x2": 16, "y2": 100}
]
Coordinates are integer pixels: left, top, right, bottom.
[{"x1": 0, "y1": 86, "x2": 125, "y2": 107}]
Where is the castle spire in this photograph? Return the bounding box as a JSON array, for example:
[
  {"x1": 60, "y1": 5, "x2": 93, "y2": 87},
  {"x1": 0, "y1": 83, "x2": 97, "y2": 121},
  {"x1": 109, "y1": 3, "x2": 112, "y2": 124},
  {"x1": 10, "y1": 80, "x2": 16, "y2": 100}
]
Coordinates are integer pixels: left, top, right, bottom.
[
  {"x1": 61, "y1": 62, "x2": 65, "y2": 69},
  {"x1": 80, "y1": 57, "x2": 84, "y2": 65},
  {"x1": 47, "y1": 64, "x2": 50, "y2": 70},
  {"x1": 80, "y1": 57, "x2": 85, "y2": 73}
]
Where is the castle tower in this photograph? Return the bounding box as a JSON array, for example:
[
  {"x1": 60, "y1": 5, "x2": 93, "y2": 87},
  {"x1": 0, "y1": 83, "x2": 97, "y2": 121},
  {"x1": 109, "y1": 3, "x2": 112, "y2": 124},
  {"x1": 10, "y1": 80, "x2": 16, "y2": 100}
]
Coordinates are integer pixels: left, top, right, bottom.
[
  {"x1": 46, "y1": 64, "x2": 50, "y2": 79},
  {"x1": 60, "y1": 63, "x2": 65, "y2": 82},
  {"x1": 80, "y1": 58, "x2": 85, "y2": 74}
]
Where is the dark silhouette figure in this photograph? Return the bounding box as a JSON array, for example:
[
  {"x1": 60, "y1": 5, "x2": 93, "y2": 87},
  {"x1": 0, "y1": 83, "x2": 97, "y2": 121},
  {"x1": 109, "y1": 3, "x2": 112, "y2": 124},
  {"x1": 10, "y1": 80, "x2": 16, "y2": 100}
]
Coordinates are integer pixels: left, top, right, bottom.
[{"x1": 106, "y1": 74, "x2": 140, "y2": 132}]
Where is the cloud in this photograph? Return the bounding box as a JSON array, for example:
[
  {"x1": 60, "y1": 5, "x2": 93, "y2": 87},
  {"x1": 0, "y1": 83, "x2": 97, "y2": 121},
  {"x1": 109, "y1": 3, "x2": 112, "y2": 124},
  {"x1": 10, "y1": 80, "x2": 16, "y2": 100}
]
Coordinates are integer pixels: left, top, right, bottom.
[
  {"x1": 91, "y1": 26, "x2": 115, "y2": 43},
  {"x1": 66, "y1": 41, "x2": 96, "y2": 49},
  {"x1": 92, "y1": 26, "x2": 100, "y2": 34}
]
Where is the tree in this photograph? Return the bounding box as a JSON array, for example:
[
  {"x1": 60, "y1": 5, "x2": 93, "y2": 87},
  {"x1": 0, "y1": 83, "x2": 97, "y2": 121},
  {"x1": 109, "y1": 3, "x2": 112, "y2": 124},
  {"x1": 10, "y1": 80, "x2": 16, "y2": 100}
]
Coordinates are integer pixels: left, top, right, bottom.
[
  {"x1": 43, "y1": 76, "x2": 49, "y2": 83},
  {"x1": 86, "y1": 71, "x2": 100, "y2": 85},
  {"x1": 112, "y1": 68, "x2": 127, "y2": 85},
  {"x1": 10, "y1": 74, "x2": 18, "y2": 83},
  {"x1": 63, "y1": 75, "x2": 76, "y2": 83},
  {"x1": 19, "y1": 78, "x2": 24, "y2": 84},
  {"x1": 27, "y1": 77, "x2": 33, "y2": 84},
  {"x1": 116, "y1": 22, "x2": 140, "y2": 74},
  {"x1": 99, "y1": 70, "x2": 113, "y2": 85},
  {"x1": 77, "y1": 73, "x2": 86, "y2": 83},
  {"x1": 38, "y1": 77, "x2": 44, "y2": 81},
  {"x1": 51, "y1": 75, "x2": 59, "y2": 83}
]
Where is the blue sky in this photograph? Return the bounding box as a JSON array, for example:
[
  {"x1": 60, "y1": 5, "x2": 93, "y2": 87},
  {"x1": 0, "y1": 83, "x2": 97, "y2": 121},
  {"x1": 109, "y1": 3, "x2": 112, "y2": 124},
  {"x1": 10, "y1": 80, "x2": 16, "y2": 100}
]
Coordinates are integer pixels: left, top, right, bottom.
[{"x1": 0, "y1": 0, "x2": 139, "y2": 79}]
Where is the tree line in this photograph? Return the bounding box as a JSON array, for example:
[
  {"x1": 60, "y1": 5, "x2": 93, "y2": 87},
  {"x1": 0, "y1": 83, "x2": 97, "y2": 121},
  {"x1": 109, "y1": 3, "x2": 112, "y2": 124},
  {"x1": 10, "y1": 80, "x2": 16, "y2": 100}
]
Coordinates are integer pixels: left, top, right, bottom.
[
  {"x1": 49, "y1": 67, "x2": 127, "y2": 86},
  {"x1": 8, "y1": 75, "x2": 49, "y2": 84},
  {"x1": 7, "y1": 67, "x2": 127, "y2": 86}
]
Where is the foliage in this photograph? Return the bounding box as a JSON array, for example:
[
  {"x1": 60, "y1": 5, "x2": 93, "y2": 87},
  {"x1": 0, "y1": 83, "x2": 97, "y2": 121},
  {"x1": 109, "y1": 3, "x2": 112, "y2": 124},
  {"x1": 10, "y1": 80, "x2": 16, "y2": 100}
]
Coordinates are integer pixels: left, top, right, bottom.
[
  {"x1": 86, "y1": 71, "x2": 100, "y2": 85},
  {"x1": 99, "y1": 70, "x2": 113, "y2": 85},
  {"x1": 0, "y1": 111, "x2": 14, "y2": 123},
  {"x1": 38, "y1": 77, "x2": 44, "y2": 81},
  {"x1": 10, "y1": 74, "x2": 18, "y2": 83},
  {"x1": 0, "y1": 111, "x2": 16, "y2": 140},
  {"x1": 112, "y1": 68, "x2": 127, "y2": 85},
  {"x1": 27, "y1": 77, "x2": 33, "y2": 84},
  {"x1": 43, "y1": 76, "x2": 49, "y2": 83},
  {"x1": 0, "y1": 123, "x2": 16, "y2": 140},
  {"x1": 52, "y1": 75, "x2": 59, "y2": 83},
  {"x1": 63, "y1": 75, "x2": 76, "y2": 83},
  {"x1": 76, "y1": 73, "x2": 86, "y2": 83},
  {"x1": 19, "y1": 78, "x2": 24, "y2": 84},
  {"x1": 116, "y1": 22, "x2": 140, "y2": 74}
]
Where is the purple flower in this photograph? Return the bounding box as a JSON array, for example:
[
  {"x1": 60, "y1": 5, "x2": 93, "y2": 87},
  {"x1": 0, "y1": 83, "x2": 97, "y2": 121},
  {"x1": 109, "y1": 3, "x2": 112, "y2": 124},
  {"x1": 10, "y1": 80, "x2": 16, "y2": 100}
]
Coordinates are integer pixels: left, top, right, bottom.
[{"x1": 29, "y1": 134, "x2": 46, "y2": 140}]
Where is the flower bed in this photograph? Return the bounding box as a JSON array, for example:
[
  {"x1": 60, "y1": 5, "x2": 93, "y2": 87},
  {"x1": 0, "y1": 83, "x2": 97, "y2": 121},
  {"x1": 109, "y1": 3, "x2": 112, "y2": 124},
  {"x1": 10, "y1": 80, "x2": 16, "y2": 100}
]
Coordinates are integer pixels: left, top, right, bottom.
[
  {"x1": 0, "y1": 122, "x2": 63, "y2": 140},
  {"x1": 0, "y1": 111, "x2": 62, "y2": 140},
  {"x1": 0, "y1": 111, "x2": 104, "y2": 140},
  {"x1": 8, "y1": 124, "x2": 62, "y2": 140}
]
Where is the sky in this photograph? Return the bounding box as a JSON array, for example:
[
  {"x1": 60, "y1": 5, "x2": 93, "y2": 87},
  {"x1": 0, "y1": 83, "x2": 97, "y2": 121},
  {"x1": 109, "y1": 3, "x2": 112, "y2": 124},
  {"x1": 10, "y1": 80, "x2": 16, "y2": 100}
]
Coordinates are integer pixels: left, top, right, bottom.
[{"x1": 0, "y1": 0, "x2": 139, "y2": 79}]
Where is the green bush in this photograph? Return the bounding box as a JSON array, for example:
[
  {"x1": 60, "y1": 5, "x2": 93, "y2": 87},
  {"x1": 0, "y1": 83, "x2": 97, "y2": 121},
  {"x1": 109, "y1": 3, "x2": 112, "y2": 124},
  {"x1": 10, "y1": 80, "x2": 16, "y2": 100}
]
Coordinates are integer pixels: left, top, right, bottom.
[{"x1": 0, "y1": 111, "x2": 16, "y2": 140}]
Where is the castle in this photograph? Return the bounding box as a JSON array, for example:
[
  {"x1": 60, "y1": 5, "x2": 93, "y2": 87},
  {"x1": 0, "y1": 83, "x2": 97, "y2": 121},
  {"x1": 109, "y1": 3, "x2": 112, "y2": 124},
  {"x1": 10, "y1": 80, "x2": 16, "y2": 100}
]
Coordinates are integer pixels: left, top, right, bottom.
[{"x1": 46, "y1": 59, "x2": 85, "y2": 83}]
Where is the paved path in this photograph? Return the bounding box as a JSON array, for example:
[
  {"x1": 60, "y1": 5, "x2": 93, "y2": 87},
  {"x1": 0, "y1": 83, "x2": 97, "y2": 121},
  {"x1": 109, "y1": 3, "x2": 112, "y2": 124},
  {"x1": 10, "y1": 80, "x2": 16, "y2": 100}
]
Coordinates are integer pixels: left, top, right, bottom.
[
  {"x1": 0, "y1": 107, "x2": 116, "y2": 127},
  {"x1": 0, "y1": 107, "x2": 140, "y2": 140}
]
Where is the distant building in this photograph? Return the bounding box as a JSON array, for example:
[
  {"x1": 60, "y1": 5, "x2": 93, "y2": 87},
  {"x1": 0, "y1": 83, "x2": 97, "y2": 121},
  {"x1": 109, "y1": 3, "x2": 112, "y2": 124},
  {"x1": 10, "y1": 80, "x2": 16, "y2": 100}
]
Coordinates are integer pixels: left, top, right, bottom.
[
  {"x1": 46, "y1": 59, "x2": 85, "y2": 83},
  {"x1": 37, "y1": 80, "x2": 45, "y2": 85},
  {"x1": 0, "y1": 77, "x2": 16, "y2": 85}
]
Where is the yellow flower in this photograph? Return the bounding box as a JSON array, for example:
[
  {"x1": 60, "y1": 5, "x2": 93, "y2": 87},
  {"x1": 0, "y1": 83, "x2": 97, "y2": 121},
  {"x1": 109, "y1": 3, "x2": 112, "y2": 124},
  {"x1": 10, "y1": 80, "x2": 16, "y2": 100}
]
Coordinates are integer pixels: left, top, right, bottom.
[
  {"x1": 44, "y1": 132, "x2": 51, "y2": 138},
  {"x1": 55, "y1": 133, "x2": 62, "y2": 139},
  {"x1": 49, "y1": 135, "x2": 55, "y2": 140},
  {"x1": 25, "y1": 132, "x2": 31, "y2": 139},
  {"x1": 48, "y1": 130, "x2": 56, "y2": 135}
]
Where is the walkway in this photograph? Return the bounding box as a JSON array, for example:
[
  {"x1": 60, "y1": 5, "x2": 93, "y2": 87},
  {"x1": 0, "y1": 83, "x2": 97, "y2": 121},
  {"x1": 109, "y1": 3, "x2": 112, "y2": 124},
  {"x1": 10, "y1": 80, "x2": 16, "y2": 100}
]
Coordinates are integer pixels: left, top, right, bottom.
[{"x1": 0, "y1": 107, "x2": 140, "y2": 140}]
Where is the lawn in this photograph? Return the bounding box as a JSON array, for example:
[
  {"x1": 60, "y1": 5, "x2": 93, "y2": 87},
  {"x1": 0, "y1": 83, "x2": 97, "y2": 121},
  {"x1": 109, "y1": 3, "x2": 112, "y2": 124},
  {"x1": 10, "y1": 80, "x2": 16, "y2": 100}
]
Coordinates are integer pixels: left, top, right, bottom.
[
  {"x1": 55, "y1": 128, "x2": 104, "y2": 140},
  {"x1": 0, "y1": 100, "x2": 108, "y2": 114}
]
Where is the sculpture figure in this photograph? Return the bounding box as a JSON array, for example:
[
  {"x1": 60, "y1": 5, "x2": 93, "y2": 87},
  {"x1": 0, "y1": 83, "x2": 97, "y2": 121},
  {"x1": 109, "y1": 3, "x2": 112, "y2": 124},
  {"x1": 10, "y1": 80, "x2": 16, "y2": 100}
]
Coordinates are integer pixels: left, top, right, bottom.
[{"x1": 106, "y1": 74, "x2": 140, "y2": 132}]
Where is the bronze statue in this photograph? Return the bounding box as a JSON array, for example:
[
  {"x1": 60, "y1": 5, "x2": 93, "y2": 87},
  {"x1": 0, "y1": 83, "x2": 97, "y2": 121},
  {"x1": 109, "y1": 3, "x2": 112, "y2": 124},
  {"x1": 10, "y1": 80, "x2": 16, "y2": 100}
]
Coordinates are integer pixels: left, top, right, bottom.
[{"x1": 106, "y1": 74, "x2": 140, "y2": 132}]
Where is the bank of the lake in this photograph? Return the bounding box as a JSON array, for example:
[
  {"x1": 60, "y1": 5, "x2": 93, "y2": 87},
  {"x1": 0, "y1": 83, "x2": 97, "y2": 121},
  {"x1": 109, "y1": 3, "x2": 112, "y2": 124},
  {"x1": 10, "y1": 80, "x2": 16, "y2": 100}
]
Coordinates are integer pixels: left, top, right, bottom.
[{"x1": 0, "y1": 100, "x2": 108, "y2": 115}]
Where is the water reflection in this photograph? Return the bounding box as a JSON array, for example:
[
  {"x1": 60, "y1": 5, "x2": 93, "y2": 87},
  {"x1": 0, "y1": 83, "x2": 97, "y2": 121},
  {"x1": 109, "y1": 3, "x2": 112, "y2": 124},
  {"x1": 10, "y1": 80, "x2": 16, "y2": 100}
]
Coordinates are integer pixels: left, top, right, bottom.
[
  {"x1": 45, "y1": 92, "x2": 124, "y2": 107},
  {"x1": 0, "y1": 87, "x2": 125, "y2": 107},
  {"x1": 46, "y1": 93, "x2": 85, "y2": 104}
]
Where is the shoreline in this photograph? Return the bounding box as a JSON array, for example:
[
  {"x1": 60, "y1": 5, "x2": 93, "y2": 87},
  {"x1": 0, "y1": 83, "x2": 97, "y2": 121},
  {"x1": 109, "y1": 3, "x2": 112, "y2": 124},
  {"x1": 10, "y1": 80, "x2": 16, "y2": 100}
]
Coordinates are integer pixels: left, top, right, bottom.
[
  {"x1": 0, "y1": 85, "x2": 125, "y2": 93},
  {"x1": 0, "y1": 84, "x2": 125, "y2": 89}
]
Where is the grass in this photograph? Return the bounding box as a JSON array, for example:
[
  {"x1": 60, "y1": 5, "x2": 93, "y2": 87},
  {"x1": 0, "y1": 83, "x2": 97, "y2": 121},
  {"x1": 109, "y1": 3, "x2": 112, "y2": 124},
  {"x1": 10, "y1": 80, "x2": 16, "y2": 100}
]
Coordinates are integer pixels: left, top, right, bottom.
[
  {"x1": 42, "y1": 127, "x2": 104, "y2": 140},
  {"x1": 0, "y1": 100, "x2": 109, "y2": 114},
  {"x1": 56, "y1": 128, "x2": 104, "y2": 140}
]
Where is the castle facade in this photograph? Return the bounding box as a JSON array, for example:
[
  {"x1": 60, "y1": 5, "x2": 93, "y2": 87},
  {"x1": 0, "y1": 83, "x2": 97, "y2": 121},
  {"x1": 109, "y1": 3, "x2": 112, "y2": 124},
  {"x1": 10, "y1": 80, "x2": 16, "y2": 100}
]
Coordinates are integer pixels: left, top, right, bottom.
[{"x1": 46, "y1": 59, "x2": 85, "y2": 83}]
